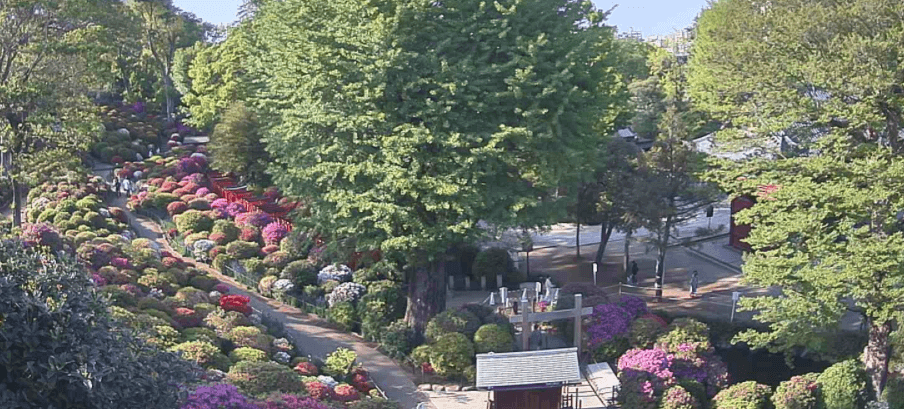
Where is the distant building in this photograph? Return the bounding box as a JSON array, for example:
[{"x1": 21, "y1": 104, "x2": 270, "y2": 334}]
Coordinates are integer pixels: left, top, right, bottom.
[
  {"x1": 614, "y1": 127, "x2": 654, "y2": 151},
  {"x1": 617, "y1": 29, "x2": 644, "y2": 41}
]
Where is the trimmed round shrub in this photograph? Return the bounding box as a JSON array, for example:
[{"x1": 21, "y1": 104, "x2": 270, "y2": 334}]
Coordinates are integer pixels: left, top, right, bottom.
[
  {"x1": 430, "y1": 333, "x2": 475, "y2": 377},
  {"x1": 180, "y1": 327, "x2": 220, "y2": 345},
  {"x1": 425, "y1": 309, "x2": 482, "y2": 342},
  {"x1": 213, "y1": 219, "x2": 241, "y2": 242},
  {"x1": 190, "y1": 275, "x2": 219, "y2": 292},
  {"x1": 592, "y1": 336, "x2": 631, "y2": 363},
  {"x1": 380, "y1": 319, "x2": 412, "y2": 359},
  {"x1": 472, "y1": 247, "x2": 518, "y2": 284},
  {"x1": 225, "y1": 361, "x2": 304, "y2": 396},
  {"x1": 628, "y1": 316, "x2": 667, "y2": 349},
  {"x1": 204, "y1": 309, "x2": 252, "y2": 335},
  {"x1": 175, "y1": 287, "x2": 209, "y2": 306},
  {"x1": 884, "y1": 374, "x2": 904, "y2": 409},
  {"x1": 474, "y1": 324, "x2": 514, "y2": 354},
  {"x1": 259, "y1": 275, "x2": 278, "y2": 296},
  {"x1": 188, "y1": 198, "x2": 211, "y2": 211},
  {"x1": 657, "y1": 318, "x2": 711, "y2": 350},
  {"x1": 294, "y1": 362, "x2": 319, "y2": 376},
  {"x1": 282, "y1": 260, "x2": 318, "y2": 287},
  {"x1": 166, "y1": 201, "x2": 188, "y2": 216},
  {"x1": 175, "y1": 209, "x2": 214, "y2": 233},
  {"x1": 229, "y1": 347, "x2": 269, "y2": 363},
  {"x1": 226, "y1": 241, "x2": 260, "y2": 259},
  {"x1": 258, "y1": 393, "x2": 332, "y2": 409},
  {"x1": 305, "y1": 381, "x2": 334, "y2": 401},
  {"x1": 168, "y1": 341, "x2": 230, "y2": 371},
  {"x1": 242, "y1": 258, "x2": 266, "y2": 276},
  {"x1": 239, "y1": 226, "x2": 261, "y2": 243},
  {"x1": 172, "y1": 307, "x2": 202, "y2": 328},
  {"x1": 816, "y1": 360, "x2": 868, "y2": 409},
  {"x1": 329, "y1": 301, "x2": 357, "y2": 332},
  {"x1": 262, "y1": 222, "x2": 289, "y2": 246},
  {"x1": 662, "y1": 385, "x2": 701, "y2": 409},
  {"x1": 226, "y1": 326, "x2": 273, "y2": 353},
  {"x1": 180, "y1": 384, "x2": 258, "y2": 409},
  {"x1": 264, "y1": 251, "x2": 292, "y2": 270},
  {"x1": 327, "y1": 282, "x2": 367, "y2": 307},
  {"x1": 334, "y1": 384, "x2": 360, "y2": 403},
  {"x1": 712, "y1": 381, "x2": 772, "y2": 409},
  {"x1": 772, "y1": 373, "x2": 819, "y2": 409}
]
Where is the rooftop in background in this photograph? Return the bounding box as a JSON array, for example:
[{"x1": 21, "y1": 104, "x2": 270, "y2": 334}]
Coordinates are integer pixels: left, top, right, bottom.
[{"x1": 476, "y1": 347, "x2": 581, "y2": 390}]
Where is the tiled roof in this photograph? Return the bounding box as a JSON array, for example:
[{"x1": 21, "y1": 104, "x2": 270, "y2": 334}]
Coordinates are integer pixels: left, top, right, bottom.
[{"x1": 476, "y1": 347, "x2": 581, "y2": 390}]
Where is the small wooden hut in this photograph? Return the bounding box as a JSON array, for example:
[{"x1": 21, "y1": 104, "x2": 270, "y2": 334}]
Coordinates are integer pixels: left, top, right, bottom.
[{"x1": 477, "y1": 348, "x2": 583, "y2": 409}]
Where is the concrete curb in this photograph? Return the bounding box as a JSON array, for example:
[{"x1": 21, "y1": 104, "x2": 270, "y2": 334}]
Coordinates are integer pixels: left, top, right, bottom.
[{"x1": 685, "y1": 243, "x2": 743, "y2": 274}]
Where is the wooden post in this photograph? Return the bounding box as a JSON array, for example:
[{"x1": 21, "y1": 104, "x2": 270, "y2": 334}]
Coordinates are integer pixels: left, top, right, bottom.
[
  {"x1": 522, "y1": 303, "x2": 531, "y2": 351},
  {"x1": 574, "y1": 294, "x2": 582, "y2": 357}
]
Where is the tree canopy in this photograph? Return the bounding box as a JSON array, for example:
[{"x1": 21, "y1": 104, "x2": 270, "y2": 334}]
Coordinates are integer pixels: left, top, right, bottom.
[
  {"x1": 708, "y1": 138, "x2": 904, "y2": 397},
  {"x1": 688, "y1": 0, "x2": 904, "y2": 153},
  {"x1": 248, "y1": 0, "x2": 628, "y2": 328}
]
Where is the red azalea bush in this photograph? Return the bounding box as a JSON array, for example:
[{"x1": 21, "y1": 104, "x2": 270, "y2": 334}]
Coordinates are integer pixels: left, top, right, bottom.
[
  {"x1": 240, "y1": 227, "x2": 261, "y2": 243},
  {"x1": 209, "y1": 232, "x2": 229, "y2": 245},
  {"x1": 220, "y1": 295, "x2": 252, "y2": 316},
  {"x1": 174, "y1": 307, "x2": 202, "y2": 328},
  {"x1": 162, "y1": 257, "x2": 182, "y2": 268},
  {"x1": 168, "y1": 201, "x2": 189, "y2": 216},
  {"x1": 108, "y1": 207, "x2": 128, "y2": 223},
  {"x1": 333, "y1": 385, "x2": 359, "y2": 402},
  {"x1": 262, "y1": 245, "x2": 279, "y2": 255},
  {"x1": 293, "y1": 362, "x2": 319, "y2": 376},
  {"x1": 304, "y1": 382, "x2": 333, "y2": 401}
]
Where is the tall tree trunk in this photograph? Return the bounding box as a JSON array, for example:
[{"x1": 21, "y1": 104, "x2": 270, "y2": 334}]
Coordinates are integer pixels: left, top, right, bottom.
[
  {"x1": 163, "y1": 73, "x2": 175, "y2": 121},
  {"x1": 576, "y1": 222, "x2": 581, "y2": 258},
  {"x1": 595, "y1": 222, "x2": 613, "y2": 266},
  {"x1": 11, "y1": 177, "x2": 21, "y2": 227},
  {"x1": 623, "y1": 230, "x2": 632, "y2": 276},
  {"x1": 864, "y1": 320, "x2": 892, "y2": 398},
  {"x1": 404, "y1": 258, "x2": 446, "y2": 338},
  {"x1": 655, "y1": 219, "x2": 672, "y2": 301}
]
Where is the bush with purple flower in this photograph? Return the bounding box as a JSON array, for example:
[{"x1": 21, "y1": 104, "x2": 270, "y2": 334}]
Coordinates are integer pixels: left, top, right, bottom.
[
  {"x1": 225, "y1": 202, "x2": 247, "y2": 217},
  {"x1": 180, "y1": 383, "x2": 257, "y2": 409},
  {"x1": 22, "y1": 223, "x2": 63, "y2": 252},
  {"x1": 617, "y1": 295, "x2": 648, "y2": 319},
  {"x1": 236, "y1": 212, "x2": 273, "y2": 229},
  {"x1": 212, "y1": 198, "x2": 230, "y2": 209},
  {"x1": 587, "y1": 303, "x2": 632, "y2": 347},
  {"x1": 262, "y1": 222, "x2": 289, "y2": 245}
]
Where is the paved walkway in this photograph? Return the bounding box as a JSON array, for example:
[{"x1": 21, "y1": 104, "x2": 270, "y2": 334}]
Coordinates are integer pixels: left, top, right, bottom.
[{"x1": 96, "y1": 176, "x2": 432, "y2": 409}]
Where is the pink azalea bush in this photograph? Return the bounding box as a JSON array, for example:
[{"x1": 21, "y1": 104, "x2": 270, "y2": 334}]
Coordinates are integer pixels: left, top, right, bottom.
[
  {"x1": 587, "y1": 303, "x2": 632, "y2": 347},
  {"x1": 262, "y1": 222, "x2": 289, "y2": 246}
]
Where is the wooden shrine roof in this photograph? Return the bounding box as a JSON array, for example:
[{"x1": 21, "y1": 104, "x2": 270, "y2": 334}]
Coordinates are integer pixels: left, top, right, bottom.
[{"x1": 476, "y1": 347, "x2": 581, "y2": 390}]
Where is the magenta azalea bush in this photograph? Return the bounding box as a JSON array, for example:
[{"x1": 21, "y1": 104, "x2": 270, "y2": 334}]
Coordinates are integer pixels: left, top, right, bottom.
[
  {"x1": 262, "y1": 222, "x2": 289, "y2": 245},
  {"x1": 236, "y1": 212, "x2": 274, "y2": 229},
  {"x1": 661, "y1": 386, "x2": 700, "y2": 409},
  {"x1": 587, "y1": 303, "x2": 632, "y2": 347},
  {"x1": 212, "y1": 198, "x2": 229, "y2": 209},
  {"x1": 180, "y1": 384, "x2": 257, "y2": 409},
  {"x1": 225, "y1": 202, "x2": 247, "y2": 217},
  {"x1": 22, "y1": 223, "x2": 63, "y2": 252}
]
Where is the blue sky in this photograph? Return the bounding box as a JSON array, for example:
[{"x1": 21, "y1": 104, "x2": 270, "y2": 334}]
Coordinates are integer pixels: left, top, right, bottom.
[{"x1": 174, "y1": 0, "x2": 709, "y2": 38}]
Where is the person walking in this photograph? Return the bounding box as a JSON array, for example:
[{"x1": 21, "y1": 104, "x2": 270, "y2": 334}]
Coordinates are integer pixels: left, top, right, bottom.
[
  {"x1": 689, "y1": 270, "x2": 699, "y2": 297},
  {"x1": 112, "y1": 176, "x2": 121, "y2": 198},
  {"x1": 121, "y1": 177, "x2": 131, "y2": 197},
  {"x1": 630, "y1": 260, "x2": 639, "y2": 285}
]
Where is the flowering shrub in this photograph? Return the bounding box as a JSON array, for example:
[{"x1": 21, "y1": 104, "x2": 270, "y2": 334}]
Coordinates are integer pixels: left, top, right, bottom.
[
  {"x1": 262, "y1": 222, "x2": 289, "y2": 245},
  {"x1": 305, "y1": 382, "x2": 333, "y2": 401},
  {"x1": 215, "y1": 283, "x2": 230, "y2": 294},
  {"x1": 327, "y1": 282, "x2": 367, "y2": 307},
  {"x1": 661, "y1": 386, "x2": 700, "y2": 409},
  {"x1": 174, "y1": 307, "x2": 202, "y2": 327},
  {"x1": 167, "y1": 201, "x2": 189, "y2": 216},
  {"x1": 772, "y1": 373, "x2": 818, "y2": 409},
  {"x1": 269, "y1": 277, "x2": 293, "y2": 293},
  {"x1": 111, "y1": 257, "x2": 130, "y2": 269},
  {"x1": 212, "y1": 198, "x2": 229, "y2": 209},
  {"x1": 220, "y1": 294, "x2": 252, "y2": 315},
  {"x1": 262, "y1": 244, "x2": 280, "y2": 255},
  {"x1": 618, "y1": 295, "x2": 648, "y2": 319},
  {"x1": 294, "y1": 362, "x2": 319, "y2": 376},
  {"x1": 587, "y1": 303, "x2": 632, "y2": 347},
  {"x1": 256, "y1": 394, "x2": 332, "y2": 409},
  {"x1": 617, "y1": 348, "x2": 675, "y2": 408},
  {"x1": 226, "y1": 361, "x2": 303, "y2": 396},
  {"x1": 239, "y1": 227, "x2": 261, "y2": 243},
  {"x1": 91, "y1": 273, "x2": 107, "y2": 287},
  {"x1": 317, "y1": 264, "x2": 353, "y2": 284},
  {"x1": 180, "y1": 384, "x2": 258, "y2": 409},
  {"x1": 196, "y1": 187, "x2": 211, "y2": 196},
  {"x1": 236, "y1": 212, "x2": 273, "y2": 228},
  {"x1": 225, "y1": 202, "x2": 247, "y2": 217},
  {"x1": 712, "y1": 381, "x2": 772, "y2": 409},
  {"x1": 21, "y1": 223, "x2": 63, "y2": 252},
  {"x1": 334, "y1": 385, "x2": 360, "y2": 402},
  {"x1": 209, "y1": 232, "x2": 229, "y2": 245},
  {"x1": 264, "y1": 251, "x2": 291, "y2": 269}
]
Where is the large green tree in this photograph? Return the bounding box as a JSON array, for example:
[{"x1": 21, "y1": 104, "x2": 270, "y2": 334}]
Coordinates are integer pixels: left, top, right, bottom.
[
  {"x1": 180, "y1": 21, "x2": 256, "y2": 130},
  {"x1": 688, "y1": 0, "x2": 904, "y2": 153},
  {"x1": 708, "y1": 139, "x2": 904, "y2": 399},
  {"x1": 0, "y1": 0, "x2": 126, "y2": 226},
  {"x1": 129, "y1": 0, "x2": 209, "y2": 121},
  {"x1": 208, "y1": 101, "x2": 270, "y2": 185},
  {"x1": 250, "y1": 0, "x2": 627, "y2": 330}
]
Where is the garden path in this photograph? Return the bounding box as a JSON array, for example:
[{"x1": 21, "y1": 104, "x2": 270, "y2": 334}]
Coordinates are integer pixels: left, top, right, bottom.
[{"x1": 96, "y1": 172, "x2": 433, "y2": 409}]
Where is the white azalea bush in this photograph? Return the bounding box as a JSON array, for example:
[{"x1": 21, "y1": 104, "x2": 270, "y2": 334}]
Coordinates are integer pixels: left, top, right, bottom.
[
  {"x1": 327, "y1": 282, "x2": 366, "y2": 307},
  {"x1": 317, "y1": 264, "x2": 352, "y2": 284}
]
